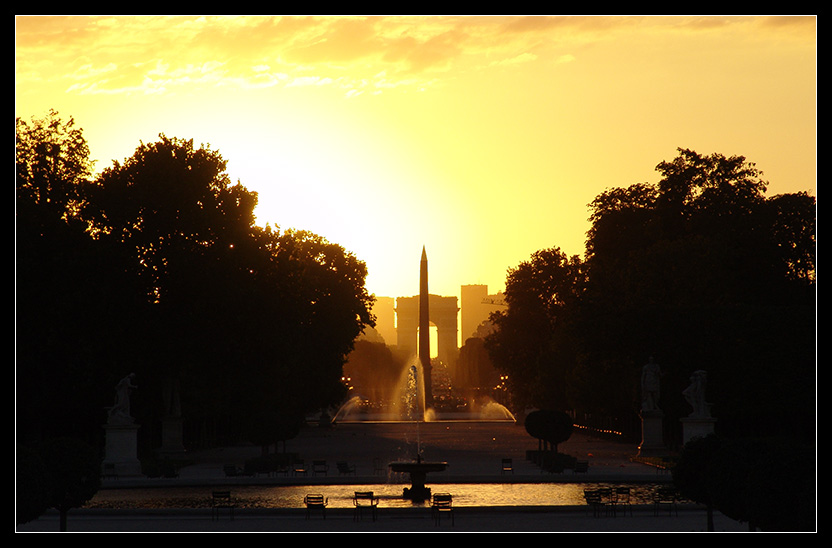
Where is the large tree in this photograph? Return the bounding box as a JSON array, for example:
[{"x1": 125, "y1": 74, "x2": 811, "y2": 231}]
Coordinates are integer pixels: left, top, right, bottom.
[
  {"x1": 16, "y1": 112, "x2": 140, "y2": 444},
  {"x1": 18, "y1": 117, "x2": 375, "y2": 450},
  {"x1": 486, "y1": 148, "x2": 815, "y2": 443},
  {"x1": 83, "y1": 135, "x2": 266, "y2": 439},
  {"x1": 484, "y1": 248, "x2": 585, "y2": 411},
  {"x1": 83, "y1": 135, "x2": 375, "y2": 445},
  {"x1": 578, "y1": 148, "x2": 815, "y2": 441}
]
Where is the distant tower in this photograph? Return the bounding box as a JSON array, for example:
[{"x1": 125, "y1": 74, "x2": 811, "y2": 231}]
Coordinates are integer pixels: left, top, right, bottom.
[
  {"x1": 461, "y1": 284, "x2": 489, "y2": 343},
  {"x1": 419, "y1": 246, "x2": 433, "y2": 410}
]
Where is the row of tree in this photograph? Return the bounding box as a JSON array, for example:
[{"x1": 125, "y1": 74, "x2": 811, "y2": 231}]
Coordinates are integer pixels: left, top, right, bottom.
[
  {"x1": 485, "y1": 148, "x2": 815, "y2": 445},
  {"x1": 16, "y1": 110, "x2": 376, "y2": 453}
]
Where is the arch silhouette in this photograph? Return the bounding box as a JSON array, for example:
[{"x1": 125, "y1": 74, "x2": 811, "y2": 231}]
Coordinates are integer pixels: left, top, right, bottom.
[{"x1": 395, "y1": 294, "x2": 458, "y2": 368}]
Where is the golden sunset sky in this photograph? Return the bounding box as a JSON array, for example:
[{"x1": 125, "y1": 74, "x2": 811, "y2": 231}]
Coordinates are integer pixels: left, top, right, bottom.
[{"x1": 15, "y1": 15, "x2": 816, "y2": 303}]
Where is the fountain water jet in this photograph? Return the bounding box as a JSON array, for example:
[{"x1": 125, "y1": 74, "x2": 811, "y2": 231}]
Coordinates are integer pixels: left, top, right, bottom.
[{"x1": 388, "y1": 364, "x2": 447, "y2": 502}]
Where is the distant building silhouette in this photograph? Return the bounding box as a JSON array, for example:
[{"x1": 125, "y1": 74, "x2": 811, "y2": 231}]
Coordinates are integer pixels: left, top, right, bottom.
[
  {"x1": 368, "y1": 284, "x2": 504, "y2": 388},
  {"x1": 461, "y1": 284, "x2": 504, "y2": 343},
  {"x1": 395, "y1": 294, "x2": 458, "y2": 369}
]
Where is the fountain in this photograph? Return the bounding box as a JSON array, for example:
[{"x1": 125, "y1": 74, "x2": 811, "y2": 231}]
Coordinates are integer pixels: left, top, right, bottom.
[
  {"x1": 333, "y1": 247, "x2": 515, "y2": 424},
  {"x1": 330, "y1": 248, "x2": 511, "y2": 501},
  {"x1": 389, "y1": 455, "x2": 448, "y2": 502},
  {"x1": 331, "y1": 358, "x2": 516, "y2": 423},
  {"x1": 388, "y1": 365, "x2": 448, "y2": 502}
]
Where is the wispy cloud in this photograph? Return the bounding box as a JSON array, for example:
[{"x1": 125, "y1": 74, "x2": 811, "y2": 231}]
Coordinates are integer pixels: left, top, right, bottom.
[
  {"x1": 15, "y1": 16, "x2": 559, "y2": 97},
  {"x1": 16, "y1": 15, "x2": 814, "y2": 100}
]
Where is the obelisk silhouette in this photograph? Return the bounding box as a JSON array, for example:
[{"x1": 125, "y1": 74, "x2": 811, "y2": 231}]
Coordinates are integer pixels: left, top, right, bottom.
[{"x1": 419, "y1": 246, "x2": 433, "y2": 411}]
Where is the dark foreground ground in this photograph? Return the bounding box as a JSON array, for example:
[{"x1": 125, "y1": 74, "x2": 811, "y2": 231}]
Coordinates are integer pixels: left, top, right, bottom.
[
  {"x1": 17, "y1": 421, "x2": 757, "y2": 532},
  {"x1": 18, "y1": 505, "x2": 748, "y2": 533}
]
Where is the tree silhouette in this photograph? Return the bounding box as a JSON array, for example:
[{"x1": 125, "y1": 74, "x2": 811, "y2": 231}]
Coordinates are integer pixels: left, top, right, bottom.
[
  {"x1": 485, "y1": 248, "x2": 584, "y2": 411},
  {"x1": 17, "y1": 115, "x2": 375, "y2": 451},
  {"x1": 38, "y1": 437, "x2": 101, "y2": 532},
  {"x1": 17, "y1": 112, "x2": 137, "y2": 443},
  {"x1": 672, "y1": 434, "x2": 722, "y2": 531},
  {"x1": 486, "y1": 148, "x2": 815, "y2": 443},
  {"x1": 82, "y1": 136, "x2": 375, "y2": 445},
  {"x1": 578, "y1": 148, "x2": 815, "y2": 441},
  {"x1": 524, "y1": 409, "x2": 573, "y2": 452}
]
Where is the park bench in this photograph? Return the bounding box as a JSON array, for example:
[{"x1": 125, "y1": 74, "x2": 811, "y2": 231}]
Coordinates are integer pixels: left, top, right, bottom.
[
  {"x1": 431, "y1": 493, "x2": 454, "y2": 525},
  {"x1": 211, "y1": 490, "x2": 236, "y2": 520},
  {"x1": 337, "y1": 461, "x2": 356, "y2": 475},
  {"x1": 501, "y1": 458, "x2": 513, "y2": 474},
  {"x1": 312, "y1": 460, "x2": 329, "y2": 476},
  {"x1": 353, "y1": 491, "x2": 379, "y2": 521},
  {"x1": 597, "y1": 487, "x2": 617, "y2": 515},
  {"x1": 614, "y1": 487, "x2": 633, "y2": 516},
  {"x1": 583, "y1": 489, "x2": 610, "y2": 517},
  {"x1": 653, "y1": 487, "x2": 678, "y2": 516},
  {"x1": 304, "y1": 493, "x2": 328, "y2": 519}
]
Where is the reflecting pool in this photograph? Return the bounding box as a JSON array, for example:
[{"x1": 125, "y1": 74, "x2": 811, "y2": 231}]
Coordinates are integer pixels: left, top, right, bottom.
[{"x1": 88, "y1": 483, "x2": 671, "y2": 510}]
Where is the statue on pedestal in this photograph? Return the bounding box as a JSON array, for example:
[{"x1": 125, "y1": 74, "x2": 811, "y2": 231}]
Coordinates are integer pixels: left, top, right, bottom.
[
  {"x1": 108, "y1": 373, "x2": 138, "y2": 425},
  {"x1": 637, "y1": 356, "x2": 666, "y2": 456},
  {"x1": 680, "y1": 370, "x2": 715, "y2": 444},
  {"x1": 103, "y1": 373, "x2": 143, "y2": 477},
  {"x1": 682, "y1": 370, "x2": 710, "y2": 418},
  {"x1": 640, "y1": 356, "x2": 663, "y2": 412}
]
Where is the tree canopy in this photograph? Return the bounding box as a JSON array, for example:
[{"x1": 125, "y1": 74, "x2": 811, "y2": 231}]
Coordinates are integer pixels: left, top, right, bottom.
[
  {"x1": 485, "y1": 248, "x2": 584, "y2": 411},
  {"x1": 524, "y1": 409, "x2": 574, "y2": 452},
  {"x1": 16, "y1": 112, "x2": 375, "y2": 450},
  {"x1": 486, "y1": 148, "x2": 815, "y2": 443}
]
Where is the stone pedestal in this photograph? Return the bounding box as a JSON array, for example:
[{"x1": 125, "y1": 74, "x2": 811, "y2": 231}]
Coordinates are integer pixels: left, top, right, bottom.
[
  {"x1": 681, "y1": 416, "x2": 717, "y2": 445},
  {"x1": 102, "y1": 423, "x2": 143, "y2": 477},
  {"x1": 637, "y1": 410, "x2": 666, "y2": 456}
]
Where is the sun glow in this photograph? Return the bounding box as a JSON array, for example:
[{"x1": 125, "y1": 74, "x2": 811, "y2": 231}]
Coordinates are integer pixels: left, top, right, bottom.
[{"x1": 16, "y1": 16, "x2": 816, "y2": 301}]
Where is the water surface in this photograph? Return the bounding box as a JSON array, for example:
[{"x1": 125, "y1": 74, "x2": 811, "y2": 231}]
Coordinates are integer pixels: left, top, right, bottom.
[{"x1": 88, "y1": 483, "x2": 668, "y2": 509}]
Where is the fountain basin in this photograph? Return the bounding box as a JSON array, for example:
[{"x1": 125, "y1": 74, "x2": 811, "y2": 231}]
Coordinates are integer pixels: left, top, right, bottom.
[
  {"x1": 389, "y1": 461, "x2": 448, "y2": 474},
  {"x1": 389, "y1": 459, "x2": 448, "y2": 502}
]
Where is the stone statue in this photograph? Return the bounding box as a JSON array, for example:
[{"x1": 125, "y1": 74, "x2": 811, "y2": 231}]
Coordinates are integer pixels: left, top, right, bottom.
[
  {"x1": 108, "y1": 373, "x2": 138, "y2": 424},
  {"x1": 682, "y1": 370, "x2": 710, "y2": 418},
  {"x1": 640, "y1": 356, "x2": 663, "y2": 412}
]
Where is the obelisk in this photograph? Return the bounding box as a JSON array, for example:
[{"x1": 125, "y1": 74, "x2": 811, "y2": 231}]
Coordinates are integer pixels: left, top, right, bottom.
[{"x1": 419, "y1": 246, "x2": 433, "y2": 411}]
